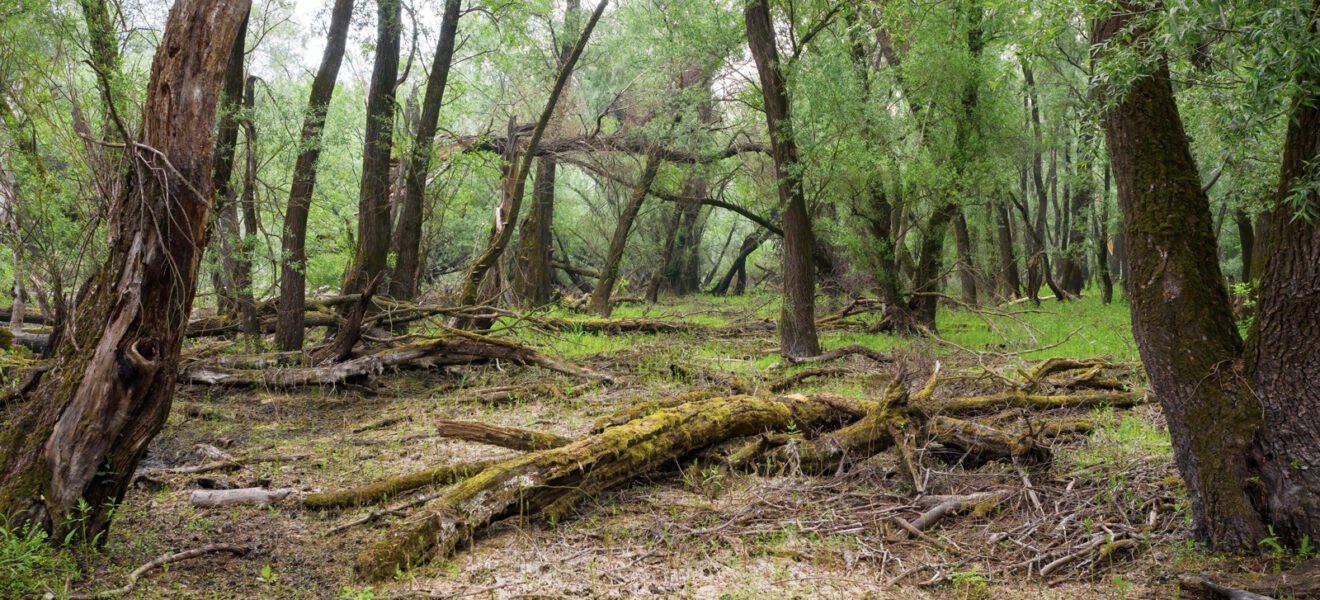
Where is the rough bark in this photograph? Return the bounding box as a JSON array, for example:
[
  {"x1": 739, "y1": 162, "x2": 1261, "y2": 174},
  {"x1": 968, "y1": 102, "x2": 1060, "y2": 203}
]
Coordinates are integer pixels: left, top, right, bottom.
[
  {"x1": 995, "y1": 197, "x2": 1022, "y2": 299},
  {"x1": 274, "y1": 0, "x2": 354, "y2": 351},
  {"x1": 0, "y1": 0, "x2": 251, "y2": 541},
  {"x1": 952, "y1": 211, "x2": 978, "y2": 305},
  {"x1": 1092, "y1": 1, "x2": 1309, "y2": 553},
  {"x1": 588, "y1": 153, "x2": 661, "y2": 316},
  {"x1": 745, "y1": 0, "x2": 820, "y2": 358},
  {"x1": 1233, "y1": 208, "x2": 1254, "y2": 285},
  {"x1": 391, "y1": 0, "x2": 462, "y2": 301}
]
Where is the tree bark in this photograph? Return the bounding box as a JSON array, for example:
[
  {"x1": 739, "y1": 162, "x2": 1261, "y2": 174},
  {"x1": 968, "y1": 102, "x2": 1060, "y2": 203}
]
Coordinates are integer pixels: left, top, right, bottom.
[
  {"x1": 329, "y1": 0, "x2": 402, "y2": 354},
  {"x1": 1092, "y1": 0, "x2": 1320, "y2": 550},
  {"x1": 274, "y1": 0, "x2": 354, "y2": 351},
  {"x1": 589, "y1": 153, "x2": 661, "y2": 316},
  {"x1": 952, "y1": 210, "x2": 978, "y2": 305},
  {"x1": 1233, "y1": 209, "x2": 1254, "y2": 285},
  {"x1": 995, "y1": 197, "x2": 1022, "y2": 299},
  {"x1": 455, "y1": 0, "x2": 609, "y2": 325},
  {"x1": 745, "y1": 0, "x2": 819, "y2": 358},
  {"x1": 391, "y1": 0, "x2": 462, "y2": 301},
  {"x1": 0, "y1": 0, "x2": 251, "y2": 542}
]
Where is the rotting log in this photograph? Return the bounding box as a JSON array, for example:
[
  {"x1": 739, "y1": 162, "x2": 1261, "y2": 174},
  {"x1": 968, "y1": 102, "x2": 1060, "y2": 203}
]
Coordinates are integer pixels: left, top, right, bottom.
[
  {"x1": 303, "y1": 460, "x2": 497, "y2": 510},
  {"x1": 436, "y1": 420, "x2": 571, "y2": 451},
  {"x1": 927, "y1": 416, "x2": 1049, "y2": 465},
  {"x1": 590, "y1": 390, "x2": 723, "y2": 433},
  {"x1": 354, "y1": 393, "x2": 865, "y2": 579},
  {"x1": 189, "y1": 487, "x2": 296, "y2": 508}
]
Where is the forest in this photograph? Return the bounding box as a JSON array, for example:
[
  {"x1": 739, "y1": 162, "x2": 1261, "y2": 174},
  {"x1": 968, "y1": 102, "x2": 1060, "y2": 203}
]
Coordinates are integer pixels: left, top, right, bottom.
[{"x1": 0, "y1": 0, "x2": 1316, "y2": 597}]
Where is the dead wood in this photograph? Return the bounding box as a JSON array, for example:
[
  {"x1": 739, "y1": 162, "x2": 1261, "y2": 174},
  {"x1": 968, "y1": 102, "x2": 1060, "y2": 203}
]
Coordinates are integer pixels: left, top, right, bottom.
[
  {"x1": 1181, "y1": 558, "x2": 1320, "y2": 600},
  {"x1": 765, "y1": 367, "x2": 848, "y2": 392},
  {"x1": 530, "y1": 315, "x2": 707, "y2": 334},
  {"x1": 927, "y1": 415, "x2": 1049, "y2": 465},
  {"x1": 783, "y1": 344, "x2": 889, "y2": 366},
  {"x1": 303, "y1": 460, "x2": 497, "y2": 509},
  {"x1": 933, "y1": 390, "x2": 1142, "y2": 415},
  {"x1": 189, "y1": 487, "x2": 297, "y2": 507},
  {"x1": 69, "y1": 543, "x2": 249, "y2": 599},
  {"x1": 354, "y1": 393, "x2": 867, "y2": 580},
  {"x1": 907, "y1": 490, "x2": 1011, "y2": 533},
  {"x1": 436, "y1": 419, "x2": 572, "y2": 451},
  {"x1": 590, "y1": 390, "x2": 723, "y2": 433},
  {"x1": 181, "y1": 332, "x2": 614, "y2": 387}
]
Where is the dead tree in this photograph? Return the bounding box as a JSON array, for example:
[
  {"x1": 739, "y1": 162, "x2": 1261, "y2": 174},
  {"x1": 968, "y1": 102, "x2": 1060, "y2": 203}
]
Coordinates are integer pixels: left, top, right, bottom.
[
  {"x1": 588, "y1": 153, "x2": 661, "y2": 316},
  {"x1": 0, "y1": 0, "x2": 251, "y2": 542},
  {"x1": 454, "y1": 0, "x2": 609, "y2": 327}
]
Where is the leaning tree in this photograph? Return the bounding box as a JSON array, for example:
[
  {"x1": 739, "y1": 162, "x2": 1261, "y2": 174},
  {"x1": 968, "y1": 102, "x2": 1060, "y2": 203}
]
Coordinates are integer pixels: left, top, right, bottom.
[
  {"x1": 0, "y1": 0, "x2": 251, "y2": 541},
  {"x1": 1094, "y1": 0, "x2": 1320, "y2": 550}
]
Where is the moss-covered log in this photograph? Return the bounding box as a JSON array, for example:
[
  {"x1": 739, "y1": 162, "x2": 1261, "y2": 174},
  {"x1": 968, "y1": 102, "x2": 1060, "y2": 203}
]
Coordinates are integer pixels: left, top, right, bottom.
[
  {"x1": 436, "y1": 420, "x2": 571, "y2": 451},
  {"x1": 354, "y1": 393, "x2": 862, "y2": 579},
  {"x1": 934, "y1": 390, "x2": 1142, "y2": 415},
  {"x1": 531, "y1": 316, "x2": 708, "y2": 335},
  {"x1": 303, "y1": 460, "x2": 496, "y2": 509}
]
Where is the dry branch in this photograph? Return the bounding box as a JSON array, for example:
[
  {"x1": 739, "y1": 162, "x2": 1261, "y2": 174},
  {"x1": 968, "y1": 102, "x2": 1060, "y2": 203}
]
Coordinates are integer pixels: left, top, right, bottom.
[
  {"x1": 303, "y1": 460, "x2": 496, "y2": 509},
  {"x1": 436, "y1": 420, "x2": 572, "y2": 451},
  {"x1": 69, "y1": 544, "x2": 249, "y2": 599},
  {"x1": 189, "y1": 487, "x2": 296, "y2": 507}
]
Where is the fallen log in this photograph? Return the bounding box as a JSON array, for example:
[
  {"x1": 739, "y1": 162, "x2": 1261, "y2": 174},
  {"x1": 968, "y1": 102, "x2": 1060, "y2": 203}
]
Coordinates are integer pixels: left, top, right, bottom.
[
  {"x1": 436, "y1": 420, "x2": 572, "y2": 451},
  {"x1": 189, "y1": 487, "x2": 297, "y2": 507},
  {"x1": 933, "y1": 390, "x2": 1142, "y2": 415},
  {"x1": 531, "y1": 316, "x2": 706, "y2": 335},
  {"x1": 181, "y1": 332, "x2": 614, "y2": 387},
  {"x1": 906, "y1": 490, "x2": 1011, "y2": 534},
  {"x1": 927, "y1": 415, "x2": 1049, "y2": 465},
  {"x1": 783, "y1": 344, "x2": 889, "y2": 366},
  {"x1": 354, "y1": 393, "x2": 866, "y2": 580},
  {"x1": 303, "y1": 460, "x2": 497, "y2": 509}
]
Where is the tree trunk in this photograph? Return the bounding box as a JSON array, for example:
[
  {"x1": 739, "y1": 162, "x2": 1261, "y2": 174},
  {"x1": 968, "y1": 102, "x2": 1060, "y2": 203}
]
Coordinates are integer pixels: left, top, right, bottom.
[
  {"x1": 210, "y1": 16, "x2": 248, "y2": 320},
  {"x1": 1091, "y1": 1, "x2": 1320, "y2": 550},
  {"x1": 0, "y1": 0, "x2": 251, "y2": 541},
  {"x1": 1022, "y1": 63, "x2": 1048, "y2": 303},
  {"x1": 952, "y1": 210, "x2": 978, "y2": 305},
  {"x1": 745, "y1": 0, "x2": 819, "y2": 358},
  {"x1": 995, "y1": 197, "x2": 1022, "y2": 299},
  {"x1": 1060, "y1": 178, "x2": 1090, "y2": 296},
  {"x1": 1233, "y1": 209, "x2": 1254, "y2": 286},
  {"x1": 328, "y1": 0, "x2": 402, "y2": 354},
  {"x1": 1097, "y1": 166, "x2": 1114, "y2": 304},
  {"x1": 390, "y1": 0, "x2": 461, "y2": 301},
  {"x1": 511, "y1": 1, "x2": 580, "y2": 307},
  {"x1": 236, "y1": 74, "x2": 260, "y2": 340},
  {"x1": 711, "y1": 233, "x2": 763, "y2": 296},
  {"x1": 455, "y1": 0, "x2": 609, "y2": 324},
  {"x1": 274, "y1": 0, "x2": 354, "y2": 351},
  {"x1": 589, "y1": 153, "x2": 661, "y2": 316}
]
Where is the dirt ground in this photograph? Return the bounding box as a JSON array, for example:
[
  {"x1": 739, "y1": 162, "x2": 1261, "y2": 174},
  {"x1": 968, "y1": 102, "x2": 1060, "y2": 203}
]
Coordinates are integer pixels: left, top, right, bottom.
[{"x1": 56, "y1": 311, "x2": 1277, "y2": 599}]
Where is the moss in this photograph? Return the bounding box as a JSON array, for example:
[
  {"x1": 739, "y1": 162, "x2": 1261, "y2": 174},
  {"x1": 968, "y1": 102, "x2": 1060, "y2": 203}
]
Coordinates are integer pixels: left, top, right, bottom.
[{"x1": 303, "y1": 460, "x2": 496, "y2": 509}]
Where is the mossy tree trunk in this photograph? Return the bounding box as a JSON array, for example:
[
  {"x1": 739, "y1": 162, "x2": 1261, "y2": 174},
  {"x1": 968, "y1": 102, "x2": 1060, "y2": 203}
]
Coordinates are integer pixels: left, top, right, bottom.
[
  {"x1": 1094, "y1": 0, "x2": 1320, "y2": 550},
  {"x1": 745, "y1": 0, "x2": 819, "y2": 358},
  {"x1": 0, "y1": 0, "x2": 251, "y2": 542}
]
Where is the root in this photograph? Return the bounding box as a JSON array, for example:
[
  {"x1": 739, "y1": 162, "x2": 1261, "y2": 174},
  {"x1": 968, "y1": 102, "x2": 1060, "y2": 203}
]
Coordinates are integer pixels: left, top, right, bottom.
[
  {"x1": 783, "y1": 344, "x2": 889, "y2": 366},
  {"x1": 436, "y1": 420, "x2": 572, "y2": 451}
]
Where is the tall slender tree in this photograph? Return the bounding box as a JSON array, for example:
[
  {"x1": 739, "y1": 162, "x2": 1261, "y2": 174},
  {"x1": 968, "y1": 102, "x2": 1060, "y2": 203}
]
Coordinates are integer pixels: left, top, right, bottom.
[{"x1": 274, "y1": 0, "x2": 355, "y2": 351}]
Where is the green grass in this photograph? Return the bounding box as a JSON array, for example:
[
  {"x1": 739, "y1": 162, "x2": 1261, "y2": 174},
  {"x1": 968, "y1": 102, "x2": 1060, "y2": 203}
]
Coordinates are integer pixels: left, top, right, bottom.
[
  {"x1": 934, "y1": 295, "x2": 1138, "y2": 361},
  {"x1": 0, "y1": 524, "x2": 78, "y2": 598},
  {"x1": 1068, "y1": 406, "x2": 1172, "y2": 470}
]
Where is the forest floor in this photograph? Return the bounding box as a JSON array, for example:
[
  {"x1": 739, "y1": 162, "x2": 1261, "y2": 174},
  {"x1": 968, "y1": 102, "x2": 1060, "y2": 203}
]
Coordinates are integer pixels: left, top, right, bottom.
[{"x1": 20, "y1": 295, "x2": 1295, "y2": 599}]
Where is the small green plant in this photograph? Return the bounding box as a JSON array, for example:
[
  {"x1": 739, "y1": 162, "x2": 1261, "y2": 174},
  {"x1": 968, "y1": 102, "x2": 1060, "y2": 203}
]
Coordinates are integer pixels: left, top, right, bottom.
[
  {"x1": 0, "y1": 524, "x2": 79, "y2": 598},
  {"x1": 949, "y1": 565, "x2": 990, "y2": 600},
  {"x1": 257, "y1": 563, "x2": 277, "y2": 584},
  {"x1": 1110, "y1": 574, "x2": 1133, "y2": 595},
  {"x1": 338, "y1": 586, "x2": 376, "y2": 599}
]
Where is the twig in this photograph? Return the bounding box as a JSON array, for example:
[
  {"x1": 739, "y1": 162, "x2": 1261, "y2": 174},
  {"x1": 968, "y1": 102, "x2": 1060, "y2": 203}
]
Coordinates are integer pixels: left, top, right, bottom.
[{"x1": 68, "y1": 544, "x2": 249, "y2": 599}]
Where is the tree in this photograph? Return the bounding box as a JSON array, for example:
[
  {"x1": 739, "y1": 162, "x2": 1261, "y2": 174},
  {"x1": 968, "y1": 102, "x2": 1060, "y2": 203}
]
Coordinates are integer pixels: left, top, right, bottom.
[
  {"x1": 0, "y1": 0, "x2": 251, "y2": 541},
  {"x1": 1094, "y1": 0, "x2": 1320, "y2": 550},
  {"x1": 454, "y1": 0, "x2": 610, "y2": 325},
  {"x1": 274, "y1": 0, "x2": 354, "y2": 351},
  {"x1": 328, "y1": 0, "x2": 402, "y2": 354},
  {"x1": 745, "y1": 0, "x2": 819, "y2": 358},
  {"x1": 589, "y1": 153, "x2": 661, "y2": 315},
  {"x1": 390, "y1": 0, "x2": 463, "y2": 301}
]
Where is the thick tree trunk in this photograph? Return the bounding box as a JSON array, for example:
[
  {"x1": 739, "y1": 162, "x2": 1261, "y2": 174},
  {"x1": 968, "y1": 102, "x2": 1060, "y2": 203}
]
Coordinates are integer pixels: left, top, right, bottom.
[
  {"x1": 1060, "y1": 181, "x2": 1090, "y2": 296},
  {"x1": 589, "y1": 153, "x2": 661, "y2": 316},
  {"x1": 1233, "y1": 209, "x2": 1255, "y2": 285},
  {"x1": 390, "y1": 0, "x2": 461, "y2": 301},
  {"x1": 210, "y1": 17, "x2": 248, "y2": 321},
  {"x1": 236, "y1": 74, "x2": 261, "y2": 339},
  {"x1": 274, "y1": 0, "x2": 354, "y2": 351},
  {"x1": 1097, "y1": 164, "x2": 1114, "y2": 304},
  {"x1": 455, "y1": 0, "x2": 609, "y2": 324},
  {"x1": 1242, "y1": 17, "x2": 1320, "y2": 545},
  {"x1": 1091, "y1": 1, "x2": 1320, "y2": 550},
  {"x1": 745, "y1": 0, "x2": 819, "y2": 358},
  {"x1": 1022, "y1": 63, "x2": 1049, "y2": 303},
  {"x1": 0, "y1": 0, "x2": 250, "y2": 541}
]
